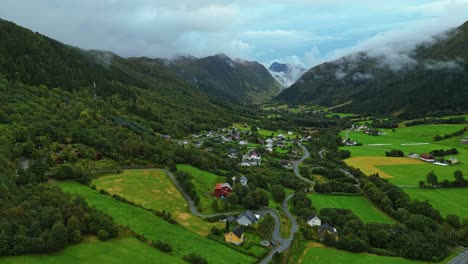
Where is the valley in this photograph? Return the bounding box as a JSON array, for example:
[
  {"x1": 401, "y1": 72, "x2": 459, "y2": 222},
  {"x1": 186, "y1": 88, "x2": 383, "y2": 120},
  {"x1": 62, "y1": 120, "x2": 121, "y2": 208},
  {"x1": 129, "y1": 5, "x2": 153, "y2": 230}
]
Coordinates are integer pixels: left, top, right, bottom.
[{"x1": 0, "y1": 11, "x2": 467, "y2": 264}]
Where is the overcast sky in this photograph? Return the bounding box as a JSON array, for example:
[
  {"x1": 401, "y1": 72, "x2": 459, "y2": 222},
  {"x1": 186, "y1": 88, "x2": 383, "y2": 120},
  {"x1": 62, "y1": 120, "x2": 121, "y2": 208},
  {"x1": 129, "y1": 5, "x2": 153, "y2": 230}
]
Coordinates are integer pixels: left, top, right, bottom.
[{"x1": 1, "y1": 0, "x2": 467, "y2": 67}]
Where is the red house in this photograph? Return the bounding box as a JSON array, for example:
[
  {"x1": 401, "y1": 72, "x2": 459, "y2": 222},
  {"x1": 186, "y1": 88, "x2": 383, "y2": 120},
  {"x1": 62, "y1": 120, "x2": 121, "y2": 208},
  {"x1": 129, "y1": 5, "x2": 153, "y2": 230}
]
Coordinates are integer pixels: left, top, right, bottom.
[
  {"x1": 420, "y1": 153, "x2": 435, "y2": 162},
  {"x1": 213, "y1": 183, "x2": 233, "y2": 198}
]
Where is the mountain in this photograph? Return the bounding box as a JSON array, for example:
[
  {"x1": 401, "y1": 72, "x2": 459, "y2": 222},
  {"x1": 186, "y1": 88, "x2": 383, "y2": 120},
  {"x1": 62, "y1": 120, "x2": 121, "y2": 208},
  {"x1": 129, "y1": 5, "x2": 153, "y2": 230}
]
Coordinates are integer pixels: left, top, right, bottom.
[
  {"x1": 275, "y1": 21, "x2": 468, "y2": 115},
  {"x1": 269, "y1": 62, "x2": 307, "y2": 88},
  {"x1": 164, "y1": 54, "x2": 282, "y2": 104},
  {"x1": 0, "y1": 19, "x2": 247, "y2": 137}
]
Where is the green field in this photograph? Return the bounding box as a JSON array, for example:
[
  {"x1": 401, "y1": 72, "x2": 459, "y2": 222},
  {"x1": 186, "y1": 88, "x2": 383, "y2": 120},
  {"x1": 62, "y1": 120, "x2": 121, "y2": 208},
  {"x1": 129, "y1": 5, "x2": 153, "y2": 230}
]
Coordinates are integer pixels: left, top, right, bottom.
[
  {"x1": 378, "y1": 164, "x2": 464, "y2": 186},
  {"x1": 402, "y1": 187, "x2": 468, "y2": 218},
  {"x1": 92, "y1": 169, "x2": 220, "y2": 235},
  {"x1": 0, "y1": 236, "x2": 184, "y2": 264},
  {"x1": 58, "y1": 181, "x2": 256, "y2": 264},
  {"x1": 176, "y1": 164, "x2": 226, "y2": 214},
  {"x1": 233, "y1": 123, "x2": 299, "y2": 139},
  {"x1": 341, "y1": 124, "x2": 468, "y2": 160},
  {"x1": 300, "y1": 245, "x2": 423, "y2": 264},
  {"x1": 308, "y1": 194, "x2": 393, "y2": 223}
]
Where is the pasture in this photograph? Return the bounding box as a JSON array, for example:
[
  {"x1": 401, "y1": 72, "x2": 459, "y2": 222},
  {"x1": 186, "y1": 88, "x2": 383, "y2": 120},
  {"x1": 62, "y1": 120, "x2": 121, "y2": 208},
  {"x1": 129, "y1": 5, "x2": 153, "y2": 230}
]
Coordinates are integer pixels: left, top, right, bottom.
[
  {"x1": 402, "y1": 187, "x2": 468, "y2": 218},
  {"x1": 377, "y1": 164, "x2": 464, "y2": 186},
  {"x1": 58, "y1": 181, "x2": 256, "y2": 264},
  {"x1": 0, "y1": 236, "x2": 184, "y2": 264},
  {"x1": 176, "y1": 164, "x2": 226, "y2": 214},
  {"x1": 308, "y1": 193, "x2": 393, "y2": 223},
  {"x1": 92, "y1": 169, "x2": 220, "y2": 235},
  {"x1": 299, "y1": 244, "x2": 423, "y2": 264}
]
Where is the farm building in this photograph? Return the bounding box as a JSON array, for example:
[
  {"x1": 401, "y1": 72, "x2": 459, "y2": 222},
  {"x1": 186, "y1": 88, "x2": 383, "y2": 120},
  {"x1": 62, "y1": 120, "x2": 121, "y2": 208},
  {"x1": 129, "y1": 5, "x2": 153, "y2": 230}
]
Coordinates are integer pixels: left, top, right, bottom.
[
  {"x1": 225, "y1": 227, "x2": 244, "y2": 245},
  {"x1": 306, "y1": 215, "x2": 321, "y2": 227},
  {"x1": 213, "y1": 183, "x2": 233, "y2": 198},
  {"x1": 408, "y1": 153, "x2": 420, "y2": 159},
  {"x1": 318, "y1": 223, "x2": 338, "y2": 241},
  {"x1": 461, "y1": 139, "x2": 468, "y2": 144},
  {"x1": 420, "y1": 153, "x2": 435, "y2": 162},
  {"x1": 448, "y1": 157, "x2": 458, "y2": 165},
  {"x1": 236, "y1": 210, "x2": 260, "y2": 226}
]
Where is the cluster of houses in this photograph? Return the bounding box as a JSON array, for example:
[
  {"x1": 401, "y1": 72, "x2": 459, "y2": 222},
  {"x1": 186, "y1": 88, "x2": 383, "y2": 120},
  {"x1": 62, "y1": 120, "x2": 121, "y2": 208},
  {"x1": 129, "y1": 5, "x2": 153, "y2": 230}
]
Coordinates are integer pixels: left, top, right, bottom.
[
  {"x1": 240, "y1": 150, "x2": 262, "y2": 167},
  {"x1": 224, "y1": 210, "x2": 261, "y2": 246},
  {"x1": 306, "y1": 215, "x2": 339, "y2": 241},
  {"x1": 408, "y1": 153, "x2": 459, "y2": 166}
]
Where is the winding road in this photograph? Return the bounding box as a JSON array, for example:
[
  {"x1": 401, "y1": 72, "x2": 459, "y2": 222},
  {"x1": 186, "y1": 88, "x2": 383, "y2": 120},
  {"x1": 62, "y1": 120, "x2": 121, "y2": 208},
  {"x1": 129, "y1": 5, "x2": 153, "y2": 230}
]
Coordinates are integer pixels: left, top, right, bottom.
[
  {"x1": 448, "y1": 248, "x2": 468, "y2": 264},
  {"x1": 162, "y1": 142, "x2": 313, "y2": 264}
]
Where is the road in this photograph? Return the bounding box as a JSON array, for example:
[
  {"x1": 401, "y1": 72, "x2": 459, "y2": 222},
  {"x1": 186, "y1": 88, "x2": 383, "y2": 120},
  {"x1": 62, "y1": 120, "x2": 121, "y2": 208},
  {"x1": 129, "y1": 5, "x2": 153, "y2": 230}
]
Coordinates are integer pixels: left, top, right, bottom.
[
  {"x1": 294, "y1": 143, "x2": 314, "y2": 185},
  {"x1": 448, "y1": 248, "x2": 468, "y2": 264}
]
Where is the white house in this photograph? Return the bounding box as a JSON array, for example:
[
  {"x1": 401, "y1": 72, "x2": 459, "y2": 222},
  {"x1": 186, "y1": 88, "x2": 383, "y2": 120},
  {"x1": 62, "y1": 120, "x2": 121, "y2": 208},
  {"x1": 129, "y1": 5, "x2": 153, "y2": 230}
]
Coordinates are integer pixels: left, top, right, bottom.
[
  {"x1": 408, "y1": 153, "x2": 420, "y2": 159},
  {"x1": 306, "y1": 215, "x2": 321, "y2": 227},
  {"x1": 239, "y1": 140, "x2": 248, "y2": 146}
]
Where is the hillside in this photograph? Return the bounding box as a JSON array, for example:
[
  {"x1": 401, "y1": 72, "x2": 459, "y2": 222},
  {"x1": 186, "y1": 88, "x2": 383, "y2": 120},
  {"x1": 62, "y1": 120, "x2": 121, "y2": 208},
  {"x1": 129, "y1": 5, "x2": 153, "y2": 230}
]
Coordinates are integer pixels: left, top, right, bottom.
[
  {"x1": 275, "y1": 21, "x2": 468, "y2": 116},
  {"x1": 164, "y1": 54, "x2": 282, "y2": 104},
  {"x1": 0, "y1": 19, "x2": 249, "y2": 137}
]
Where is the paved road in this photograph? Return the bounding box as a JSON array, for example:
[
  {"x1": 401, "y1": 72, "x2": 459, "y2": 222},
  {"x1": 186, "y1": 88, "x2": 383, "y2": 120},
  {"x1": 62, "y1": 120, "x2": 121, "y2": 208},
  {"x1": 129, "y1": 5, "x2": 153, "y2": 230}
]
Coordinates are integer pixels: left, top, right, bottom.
[
  {"x1": 294, "y1": 143, "x2": 314, "y2": 185},
  {"x1": 448, "y1": 248, "x2": 468, "y2": 264}
]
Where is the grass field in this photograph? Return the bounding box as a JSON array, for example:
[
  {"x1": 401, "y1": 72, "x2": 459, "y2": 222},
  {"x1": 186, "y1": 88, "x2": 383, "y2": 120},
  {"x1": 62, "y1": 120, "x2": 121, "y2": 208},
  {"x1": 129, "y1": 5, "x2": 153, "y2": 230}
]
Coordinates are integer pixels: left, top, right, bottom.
[
  {"x1": 377, "y1": 164, "x2": 463, "y2": 186},
  {"x1": 299, "y1": 244, "x2": 423, "y2": 264},
  {"x1": 176, "y1": 164, "x2": 227, "y2": 214},
  {"x1": 308, "y1": 193, "x2": 393, "y2": 224},
  {"x1": 402, "y1": 187, "x2": 468, "y2": 218},
  {"x1": 233, "y1": 123, "x2": 299, "y2": 139},
  {"x1": 345, "y1": 156, "x2": 424, "y2": 179},
  {"x1": 58, "y1": 181, "x2": 256, "y2": 264},
  {"x1": 0, "y1": 236, "x2": 185, "y2": 264},
  {"x1": 92, "y1": 169, "x2": 221, "y2": 235}
]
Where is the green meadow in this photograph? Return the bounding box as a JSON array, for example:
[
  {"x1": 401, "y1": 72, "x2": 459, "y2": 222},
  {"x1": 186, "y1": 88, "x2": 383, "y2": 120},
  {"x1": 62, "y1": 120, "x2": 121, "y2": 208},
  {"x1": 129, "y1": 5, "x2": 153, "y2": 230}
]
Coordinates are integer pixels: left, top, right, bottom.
[
  {"x1": 300, "y1": 245, "x2": 423, "y2": 264},
  {"x1": 176, "y1": 164, "x2": 226, "y2": 214},
  {"x1": 402, "y1": 187, "x2": 468, "y2": 218},
  {"x1": 58, "y1": 181, "x2": 256, "y2": 264},
  {"x1": 92, "y1": 169, "x2": 221, "y2": 236},
  {"x1": 0, "y1": 236, "x2": 184, "y2": 264},
  {"x1": 308, "y1": 194, "x2": 393, "y2": 223},
  {"x1": 377, "y1": 163, "x2": 465, "y2": 186}
]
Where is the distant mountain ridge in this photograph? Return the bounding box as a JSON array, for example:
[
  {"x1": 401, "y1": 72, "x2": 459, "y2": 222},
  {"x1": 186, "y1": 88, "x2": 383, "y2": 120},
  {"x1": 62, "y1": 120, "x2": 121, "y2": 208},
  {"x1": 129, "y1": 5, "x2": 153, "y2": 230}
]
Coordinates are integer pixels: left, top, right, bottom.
[
  {"x1": 162, "y1": 54, "x2": 282, "y2": 104},
  {"x1": 268, "y1": 61, "x2": 307, "y2": 88},
  {"x1": 275, "y1": 21, "x2": 468, "y2": 115}
]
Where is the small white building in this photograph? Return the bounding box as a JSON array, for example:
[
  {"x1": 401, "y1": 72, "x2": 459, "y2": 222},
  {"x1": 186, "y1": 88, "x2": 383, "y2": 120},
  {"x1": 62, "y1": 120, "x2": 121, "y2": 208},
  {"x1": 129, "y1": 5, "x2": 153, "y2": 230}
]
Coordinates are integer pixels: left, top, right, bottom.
[
  {"x1": 408, "y1": 153, "x2": 420, "y2": 159},
  {"x1": 239, "y1": 140, "x2": 248, "y2": 146},
  {"x1": 307, "y1": 215, "x2": 321, "y2": 227}
]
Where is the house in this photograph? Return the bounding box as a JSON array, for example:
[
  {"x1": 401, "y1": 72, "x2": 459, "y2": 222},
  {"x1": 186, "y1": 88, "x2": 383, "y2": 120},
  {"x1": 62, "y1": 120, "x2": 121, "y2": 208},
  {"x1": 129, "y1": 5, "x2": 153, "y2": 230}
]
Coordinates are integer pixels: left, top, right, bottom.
[
  {"x1": 213, "y1": 183, "x2": 233, "y2": 198},
  {"x1": 408, "y1": 153, "x2": 420, "y2": 159},
  {"x1": 344, "y1": 139, "x2": 358, "y2": 146},
  {"x1": 461, "y1": 139, "x2": 468, "y2": 144},
  {"x1": 239, "y1": 140, "x2": 248, "y2": 146},
  {"x1": 277, "y1": 134, "x2": 286, "y2": 140},
  {"x1": 224, "y1": 215, "x2": 236, "y2": 223},
  {"x1": 225, "y1": 227, "x2": 244, "y2": 245},
  {"x1": 240, "y1": 176, "x2": 248, "y2": 186},
  {"x1": 420, "y1": 153, "x2": 435, "y2": 162},
  {"x1": 241, "y1": 150, "x2": 262, "y2": 166},
  {"x1": 288, "y1": 131, "x2": 294, "y2": 135},
  {"x1": 236, "y1": 210, "x2": 260, "y2": 226},
  {"x1": 448, "y1": 157, "x2": 458, "y2": 165},
  {"x1": 228, "y1": 148, "x2": 238, "y2": 159},
  {"x1": 257, "y1": 139, "x2": 265, "y2": 145},
  {"x1": 266, "y1": 138, "x2": 274, "y2": 144},
  {"x1": 266, "y1": 143, "x2": 274, "y2": 152},
  {"x1": 318, "y1": 223, "x2": 338, "y2": 241},
  {"x1": 307, "y1": 215, "x2": 321, "y2": 227}
]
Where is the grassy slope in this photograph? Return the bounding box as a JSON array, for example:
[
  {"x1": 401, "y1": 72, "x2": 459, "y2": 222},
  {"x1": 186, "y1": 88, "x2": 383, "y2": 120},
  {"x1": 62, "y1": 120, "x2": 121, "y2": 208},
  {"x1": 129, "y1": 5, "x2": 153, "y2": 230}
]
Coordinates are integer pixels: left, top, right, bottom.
[
  {"x1": 0, "y1": 237, "x2": 184, "y2": 264},
  {"x1": 176, "y1": 164, "x2": 226, "y2": 214},
  {"x1": 377, "y1": 164, "x2": 465, "y2": 186},
  {"x1": 402, "y1": 187, "x2": 468, "y2": 218},
  {"x1": 308, "y1": 194, "x2": 393, "y2": 224},
  {"x1": 58, "y1": 181, "x2": 256, "y2": 264},
  {"x1": 92, "y1": 169, "x2": 222, "y2": 236},
  {"x1": 300, "y1": 245, "x2": 423, "y2": 264}
]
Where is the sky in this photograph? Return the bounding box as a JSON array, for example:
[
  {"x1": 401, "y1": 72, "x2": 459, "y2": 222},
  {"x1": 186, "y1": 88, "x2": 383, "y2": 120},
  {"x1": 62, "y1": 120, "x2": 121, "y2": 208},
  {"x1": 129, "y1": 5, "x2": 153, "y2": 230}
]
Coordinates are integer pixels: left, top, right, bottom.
[{"x1": 1, "y1": 0, "x2": 467, "y2": 68}]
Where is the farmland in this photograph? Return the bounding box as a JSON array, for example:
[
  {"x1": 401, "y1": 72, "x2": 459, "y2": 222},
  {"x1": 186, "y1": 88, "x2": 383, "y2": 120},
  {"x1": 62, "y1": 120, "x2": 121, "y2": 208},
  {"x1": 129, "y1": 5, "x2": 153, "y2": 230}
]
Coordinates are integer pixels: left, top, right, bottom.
[
  {"x1": 377, "y1": 164, "x2": 463, "y2": 186},
  {"x1": 58, "y1": 181, "x2": 256, "y2": 264},
  {"x1": 300, "y1": 244, "x2": 423, "y2": 264},
  {"x1": 402, "y1": 187, "x2": 468, "y2": 218},
  {"x1": 308, "y1": 193, "x2": 393, "y2": 223},
  {"x1": 92, "y1": 169, "x2": 220, "y2": 235},
  {"x1": 176, "y1": 164, "x2": 227, "y2": 214},
  {"x1": 0, "y1": 236, "x2": 184, "y2": 264}
]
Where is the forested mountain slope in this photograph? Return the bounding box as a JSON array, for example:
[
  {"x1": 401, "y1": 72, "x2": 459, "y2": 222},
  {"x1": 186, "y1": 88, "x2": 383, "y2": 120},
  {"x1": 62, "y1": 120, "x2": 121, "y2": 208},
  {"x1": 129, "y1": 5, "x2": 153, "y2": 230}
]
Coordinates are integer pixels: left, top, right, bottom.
[
  {"x1": 163, "y1": 54, "x2": 282, "y2": 104},
  {"x1": 276, "y1": 21, "x2": 468, "y2": 116}
]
